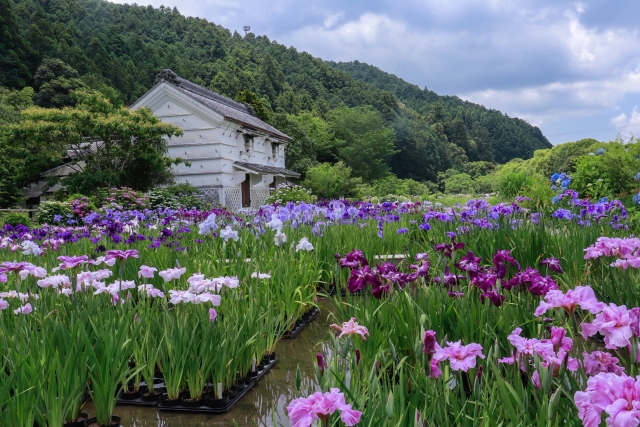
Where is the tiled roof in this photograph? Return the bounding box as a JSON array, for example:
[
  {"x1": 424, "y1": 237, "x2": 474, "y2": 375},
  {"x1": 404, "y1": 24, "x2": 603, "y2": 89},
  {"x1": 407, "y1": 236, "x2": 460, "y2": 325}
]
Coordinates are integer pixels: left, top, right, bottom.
[
  {"x1": 234, "y1": 161, "x2": 301, "y2": 178},
  {"x1": 23, "y1": 182, "x2": 64, "y2": 199},
  {"x1": 153, "y1": 69, "x2": 292, "y2": 142},
  {"x1": 41, "y1": 161, "x2": 85, "y2": 177}
]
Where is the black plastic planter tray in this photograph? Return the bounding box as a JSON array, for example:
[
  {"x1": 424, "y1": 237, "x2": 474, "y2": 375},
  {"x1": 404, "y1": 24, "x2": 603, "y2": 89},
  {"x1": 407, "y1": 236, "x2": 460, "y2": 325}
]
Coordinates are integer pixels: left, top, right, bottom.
[
  {"x1": 158, "y1": 380, "x2": 255, "y2": 414},
  {"x1": 116, "y1": 383, "x2": 166, "y2": 407},
  {"x1": 117, "y1": 358, "x2": 278, "y2": 411},
  {"x1": 254, "y1": 356, "x2": 278, "y2": 381},
  {"x1": 282, "y1": 307, "x2": 320, "y2": 339},
  {"x1": 318, "y1": 283, "x2": 337, "y2": 296}
]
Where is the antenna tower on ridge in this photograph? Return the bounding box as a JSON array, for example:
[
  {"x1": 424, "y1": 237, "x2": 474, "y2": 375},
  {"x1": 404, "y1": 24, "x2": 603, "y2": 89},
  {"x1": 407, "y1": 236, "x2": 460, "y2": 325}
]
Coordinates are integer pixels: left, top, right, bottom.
[{"x1": 243, "y1": 25, "x2": 251, "y2": 36}]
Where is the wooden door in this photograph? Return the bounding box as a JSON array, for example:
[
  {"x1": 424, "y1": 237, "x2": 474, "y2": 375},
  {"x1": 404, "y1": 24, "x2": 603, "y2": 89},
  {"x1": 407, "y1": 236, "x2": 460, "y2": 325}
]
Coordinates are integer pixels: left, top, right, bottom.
[{"x1": 241, "y1": 174, "x2": 251, "y2": 208}]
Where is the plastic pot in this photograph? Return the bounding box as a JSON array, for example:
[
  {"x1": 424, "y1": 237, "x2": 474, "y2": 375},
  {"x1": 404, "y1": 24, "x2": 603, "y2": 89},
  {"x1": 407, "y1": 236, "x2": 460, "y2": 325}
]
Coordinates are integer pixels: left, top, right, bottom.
[
  {"x1": 83, "y1": 416, "x2": 121, "y2": 427},
  {"x1": 64, "y1": 412, "x2": 88, "y2": 427}
]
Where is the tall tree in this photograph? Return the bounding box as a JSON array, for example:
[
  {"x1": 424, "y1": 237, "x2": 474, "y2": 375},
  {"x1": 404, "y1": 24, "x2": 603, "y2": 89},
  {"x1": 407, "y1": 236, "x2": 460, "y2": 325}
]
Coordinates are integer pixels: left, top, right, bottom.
[
  {"x1": 3, "y1": 90, "x2": 183, "y2": 196},
  {"x1": 327, "y1": 106, "x2": 397, "y2": 182},
  {"x1": 32, "y1": 58, "x2": 87, "y2": 108},
  {"x1": 0, "y1": 0, "x2": 31, "y2": 88}
]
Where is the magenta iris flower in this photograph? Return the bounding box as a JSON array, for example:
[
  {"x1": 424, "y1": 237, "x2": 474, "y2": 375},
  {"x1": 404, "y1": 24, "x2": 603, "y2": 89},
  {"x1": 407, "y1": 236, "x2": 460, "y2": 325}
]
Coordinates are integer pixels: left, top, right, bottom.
[
  {"x1": 423, "y1": 330, "x2": 437, "y2": 357},
  {"x1": 480, "y1": 290, "x2": 505, "y2": 307},
  {"x1": 287, "y1": 388, "x2": 362, "y2": 427},
  {"x1": 539, "y1": 257, "x2": 563, "y2": 274},
  {"x1": 455, "y1": 250, "x2": 482, "y2": 273}
]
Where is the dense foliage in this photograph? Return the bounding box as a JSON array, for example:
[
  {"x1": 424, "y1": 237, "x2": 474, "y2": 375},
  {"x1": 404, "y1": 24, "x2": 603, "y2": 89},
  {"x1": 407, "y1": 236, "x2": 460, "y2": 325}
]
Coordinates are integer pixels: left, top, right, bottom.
[
  {"x1": 0, "y1": 0, "x2": 550, "y2": 191},
  {"x1": 0, "y1": 90, "x2": 183, "y2": 204}
]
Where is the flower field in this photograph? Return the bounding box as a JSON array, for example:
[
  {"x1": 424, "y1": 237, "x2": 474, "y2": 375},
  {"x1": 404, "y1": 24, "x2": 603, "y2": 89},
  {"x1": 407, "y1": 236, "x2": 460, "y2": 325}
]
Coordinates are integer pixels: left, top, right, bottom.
[{"x1": 1, "y1": 192, "x2": 639, "y2": 427}]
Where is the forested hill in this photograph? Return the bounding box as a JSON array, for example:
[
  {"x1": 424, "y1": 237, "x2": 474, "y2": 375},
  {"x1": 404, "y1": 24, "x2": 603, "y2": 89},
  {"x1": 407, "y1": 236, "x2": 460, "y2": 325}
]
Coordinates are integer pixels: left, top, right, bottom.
[
  {"x1": 330, "y1": 61, "x2": 551, "y2": 164},
  {"x1": 1, "y1": 0, "x2": 551, "y2": 183}
]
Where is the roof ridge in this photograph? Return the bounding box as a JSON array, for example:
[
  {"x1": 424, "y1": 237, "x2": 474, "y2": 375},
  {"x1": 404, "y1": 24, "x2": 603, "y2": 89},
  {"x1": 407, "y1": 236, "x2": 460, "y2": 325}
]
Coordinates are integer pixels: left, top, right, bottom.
[{"x1": 154, "y1": 69, "x2": 254, "y2": 116}]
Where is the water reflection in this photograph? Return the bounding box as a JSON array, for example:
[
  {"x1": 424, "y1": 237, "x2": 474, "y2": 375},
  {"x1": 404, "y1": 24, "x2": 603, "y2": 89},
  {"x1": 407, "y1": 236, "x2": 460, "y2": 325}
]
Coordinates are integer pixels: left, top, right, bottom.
[{"x1": 84, "y1": 299, "x2": 335, "y2": 427}]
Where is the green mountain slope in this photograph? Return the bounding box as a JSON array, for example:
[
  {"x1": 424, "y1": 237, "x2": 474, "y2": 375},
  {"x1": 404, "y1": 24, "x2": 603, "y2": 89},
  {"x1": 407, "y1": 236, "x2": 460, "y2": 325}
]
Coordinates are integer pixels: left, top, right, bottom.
[
  {"x1": 330, "y1": 61, "x2": 551, "y2": 163},
  {"x1": 0, "y1": 0, "x2": 551, "y2": 182}
]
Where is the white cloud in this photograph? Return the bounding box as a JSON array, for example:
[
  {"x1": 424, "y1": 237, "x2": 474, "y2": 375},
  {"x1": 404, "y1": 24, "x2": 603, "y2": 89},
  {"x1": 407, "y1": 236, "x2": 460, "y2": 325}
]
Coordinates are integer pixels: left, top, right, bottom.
[
  {"x1": 280, "y1": 4, "x2": 640, "y2": 131},
  {"x1": 612, "y1": 107, "x2": 640, "y2": 139},
  {"x1": 323, "y1": 12, "x2": 344, "y2": 29},
  {"x1": 106, "y1": 0, "x2": 640, "y2": 142}
]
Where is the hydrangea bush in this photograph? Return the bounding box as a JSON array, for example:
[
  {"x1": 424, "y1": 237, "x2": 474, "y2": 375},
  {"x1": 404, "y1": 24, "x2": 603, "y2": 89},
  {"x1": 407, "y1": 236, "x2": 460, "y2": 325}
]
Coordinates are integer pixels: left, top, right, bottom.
[
  {"x1": 35, "y1": 200, "x2": 72, "y2": 224},
  {"x1": 98, "y1": 187, "x2": 150, "y2": 211},
  {"x1": 265, "y1": 184, "x2": 317, "y2": 205}
]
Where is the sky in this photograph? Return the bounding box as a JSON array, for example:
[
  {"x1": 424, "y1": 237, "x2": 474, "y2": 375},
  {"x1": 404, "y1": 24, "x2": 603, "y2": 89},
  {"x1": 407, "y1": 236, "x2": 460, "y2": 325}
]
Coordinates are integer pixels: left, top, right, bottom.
[{"x1": 109, "y1": 0, "x2": 640, "y2": 145}]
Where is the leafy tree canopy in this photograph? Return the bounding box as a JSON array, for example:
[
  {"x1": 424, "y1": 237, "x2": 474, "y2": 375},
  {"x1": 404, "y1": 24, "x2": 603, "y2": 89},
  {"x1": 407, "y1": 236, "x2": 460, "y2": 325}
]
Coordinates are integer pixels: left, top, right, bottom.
[{"x1": 3, "y1": 90, "x2": 183, "y2": 197}]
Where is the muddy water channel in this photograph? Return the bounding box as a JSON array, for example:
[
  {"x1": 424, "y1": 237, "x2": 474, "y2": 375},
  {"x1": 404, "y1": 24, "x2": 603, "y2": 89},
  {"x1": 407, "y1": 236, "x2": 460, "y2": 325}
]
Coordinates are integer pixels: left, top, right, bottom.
[{"x1": 83, "y1": 298, "x2": 335, "y2": 427}]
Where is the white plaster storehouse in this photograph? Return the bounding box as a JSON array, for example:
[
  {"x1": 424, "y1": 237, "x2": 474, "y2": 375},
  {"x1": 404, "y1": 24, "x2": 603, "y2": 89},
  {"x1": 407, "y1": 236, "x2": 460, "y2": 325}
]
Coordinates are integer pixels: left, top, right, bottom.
[{"x1": 130, "y1": 69, "x2": 299, "y2": 209}]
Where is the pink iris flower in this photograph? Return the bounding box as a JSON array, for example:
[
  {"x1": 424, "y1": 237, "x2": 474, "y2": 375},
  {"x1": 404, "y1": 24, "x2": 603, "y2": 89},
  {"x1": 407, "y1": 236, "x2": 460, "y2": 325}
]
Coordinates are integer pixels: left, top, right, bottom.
[
  {"x1": 534, "y1": 285, "x2": 604, "y2": 317},
  {"x1": 1, "y1": 261, "x2": 32, "y2": 273},
  {"x1": 0, "y1": 299, "x2": 7, "y2": 310},
  {"x1": 159, "y1": 267, "x2": 187, "y2": 282},
  {"x1": 575, "y1": 372, "x2": 640, "y2": 427},
  {"x1": 18, "y1": 265, "x2": 47, "y2": 280},
  {"x1": 209, "y1": 308, "x2": 217, "y2": 322},
  {"x1": 287, "y1": 388, "x2": 362, "y2": 427},
  {"x1": 581, "y1": 303, "x2": 633, "y2": 349},
  {"x1": 507, "y1": 328, "x2": 555, "y2": 359},
  {"x1": 549, "y1": 326, "x2": 573, "y2": 352},
  {"x1": 433, "y1": 340, "x2": 485, "y2": 372},
  {"x1": 56, "y1": 255, "x2": 89, "y2": 270},
  {"x1": 330, "y1": 317, "x2": 370, "y2": 341},
  {"x1": 582, "y1": 351, "x2": 625, "y2": 376},
  {"x1": 138, "y1": 265, "x2": 158, "y2": 279},
  {"x1": 14, "y1": 303, "x2": 33, "y2": 315},
  {"x1": 105, "y1": 249, "x2": 139, "y2": 262},
  {"x1": 37, "y1": 275, "x2": 71, "y2": 289}
]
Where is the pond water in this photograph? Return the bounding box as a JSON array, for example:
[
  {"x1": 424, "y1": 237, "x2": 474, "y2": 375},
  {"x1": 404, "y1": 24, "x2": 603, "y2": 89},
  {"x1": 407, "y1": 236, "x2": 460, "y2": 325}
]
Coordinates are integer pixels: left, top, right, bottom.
[{"x1": 83, "y1": 298, "x2": 335, "y2": 427}]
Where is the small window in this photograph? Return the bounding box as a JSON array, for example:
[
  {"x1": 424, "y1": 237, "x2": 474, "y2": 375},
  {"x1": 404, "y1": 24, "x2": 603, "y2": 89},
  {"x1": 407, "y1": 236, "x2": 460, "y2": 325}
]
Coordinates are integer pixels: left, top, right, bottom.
[
  {"x1": 271, "y1": 142, "x2": 279, "y2": 160},
  {"x1": 243, "y1": 134, "x2": 253, "y2": 154}
]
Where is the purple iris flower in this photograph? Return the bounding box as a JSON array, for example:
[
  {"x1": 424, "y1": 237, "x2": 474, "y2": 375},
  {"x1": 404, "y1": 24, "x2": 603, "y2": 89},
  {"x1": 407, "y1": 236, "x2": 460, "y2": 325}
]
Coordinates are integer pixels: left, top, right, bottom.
[
  {"x1": 419, "y1": 223, "x2": 431, "y2": 231},
  {"x1": 480, "y1": 291, "x2": 505, "y2": 307},
  {"x1": 455, "y1": 251, "x2": 481, "y2": 273},
  {"x1": 539, "y1": 257, "x2": 563, "y2": 274}
]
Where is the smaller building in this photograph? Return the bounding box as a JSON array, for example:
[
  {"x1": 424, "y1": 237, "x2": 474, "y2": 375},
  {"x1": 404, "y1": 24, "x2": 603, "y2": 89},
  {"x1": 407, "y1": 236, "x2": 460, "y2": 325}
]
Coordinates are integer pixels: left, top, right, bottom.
[{"x1": 130, "y1": 69, "x2": 300, "y2": 209}]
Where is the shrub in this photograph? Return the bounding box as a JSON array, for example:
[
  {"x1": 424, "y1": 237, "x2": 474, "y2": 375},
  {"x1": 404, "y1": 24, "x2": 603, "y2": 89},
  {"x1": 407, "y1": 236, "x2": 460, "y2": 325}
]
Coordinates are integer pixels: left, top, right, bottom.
[
  {"x1": 146, "y1": 184, "x2": 208, "y2": 210},
  {"x1": 517, "y1": 174, "x2": 555, "y2": 213},
  {"x1": 444, "y1": 173, "x2": 476, "y2": 194},
  {"x1": 369, "y1": 176, "x2": 430, "y2": 198},
  {"x1": 498, "y1": 171, "x2": 532, "y2": 199},
  {"x1": 265, "y1": 184, "x2": 317, "y2": 205},
  {"x1": 68, "y1": 195, "x2": 97, "y2": 220},
  {"x1": 2, "y1": 212, "x2": 32, "y2": 228},
  {"x1": 35, "y1": 200, "x2": 72, "y2": 224},
  {"x1": 571, "y1": 144, "x2": 640, "y2": 198},
  {"x1": 98, "y1": 187, "x2": 149, "y2": 211},
  {"x1": 475, "y1": 175, "x2": 498, "y2": 194},
  {"x1": 303, "y1": 162, "x2": 362, "y2": 200}
]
